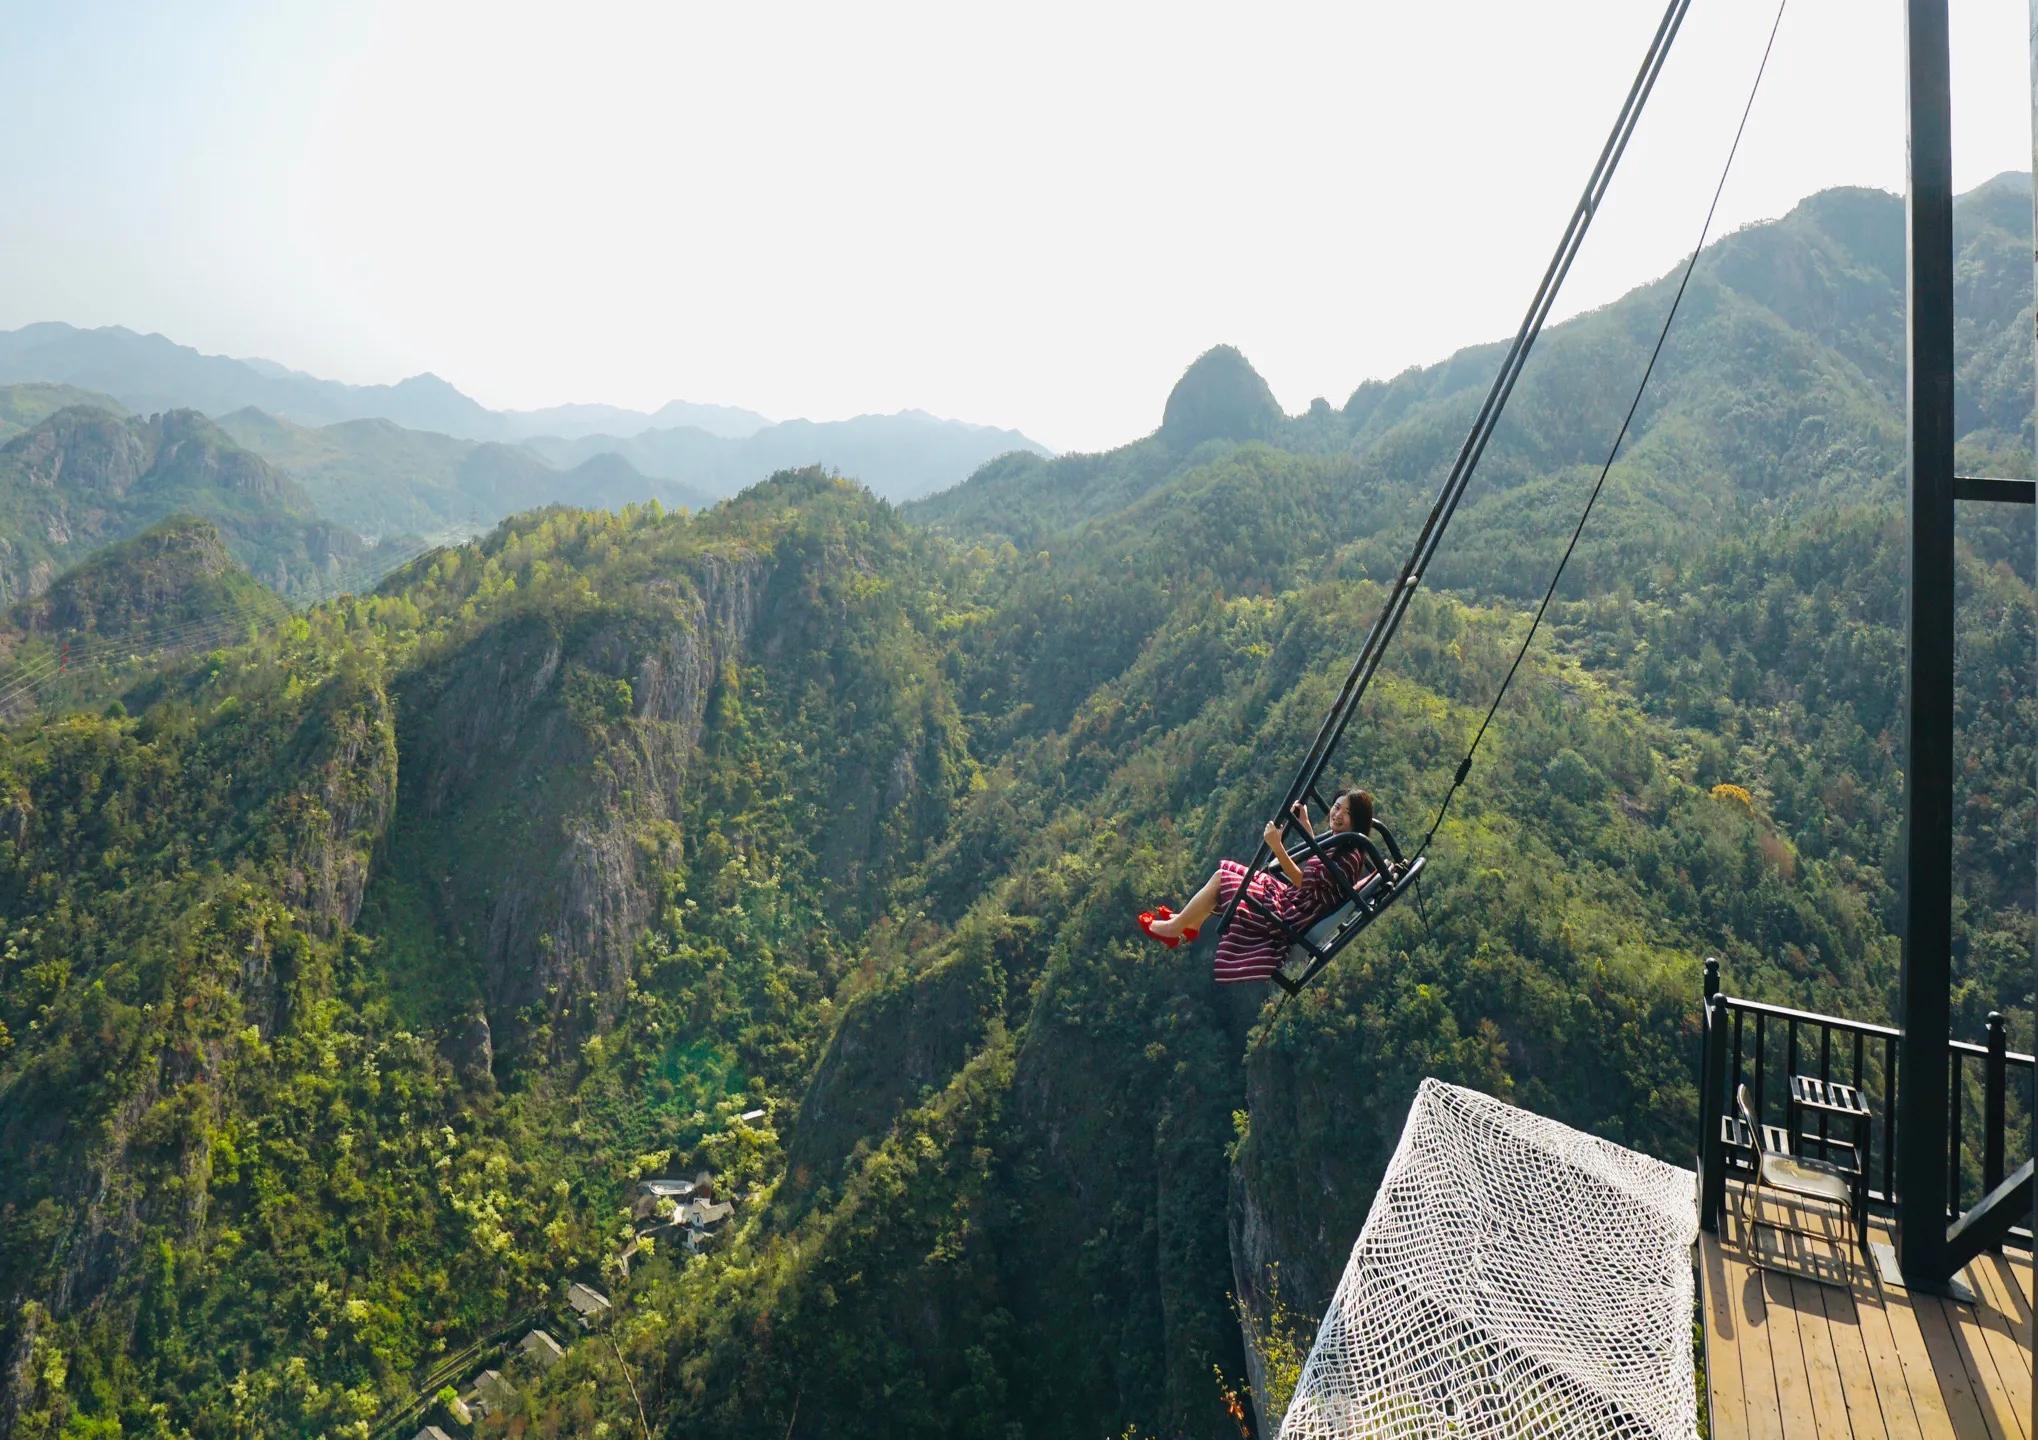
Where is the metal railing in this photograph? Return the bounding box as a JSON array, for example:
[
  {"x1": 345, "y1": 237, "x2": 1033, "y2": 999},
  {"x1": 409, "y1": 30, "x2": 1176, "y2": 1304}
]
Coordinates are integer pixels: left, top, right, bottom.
[{"x1": 1697, "y1": 957, "x2": 2033, "y2": 1245}]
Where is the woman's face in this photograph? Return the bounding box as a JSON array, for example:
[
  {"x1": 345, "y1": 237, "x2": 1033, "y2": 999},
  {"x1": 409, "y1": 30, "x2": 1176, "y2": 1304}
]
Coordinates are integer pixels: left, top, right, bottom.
[{"x1": 1330, "y1": 796, "x2": 1353, "y2": 832}]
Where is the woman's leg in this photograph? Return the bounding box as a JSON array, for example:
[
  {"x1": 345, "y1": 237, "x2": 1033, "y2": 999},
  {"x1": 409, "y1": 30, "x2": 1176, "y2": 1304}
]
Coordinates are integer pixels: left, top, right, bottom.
[{"x1": 1152, "y1": 870, "x2": 1224, "y2": 938}]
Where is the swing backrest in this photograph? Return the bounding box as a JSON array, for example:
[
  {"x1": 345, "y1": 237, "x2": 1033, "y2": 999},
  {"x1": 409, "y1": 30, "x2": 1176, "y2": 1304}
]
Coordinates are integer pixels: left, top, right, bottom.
[
  {"x1": 1266, "y1": 822, "x2": 1423, "y2": 995},
  {"x1": 1286, "y1": 821, "x2": 1404, "y2": 919}
]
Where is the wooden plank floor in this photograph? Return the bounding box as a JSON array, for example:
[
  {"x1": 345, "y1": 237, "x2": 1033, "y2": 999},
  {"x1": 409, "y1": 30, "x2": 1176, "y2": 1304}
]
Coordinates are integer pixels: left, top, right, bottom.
[{"x1": 1701, "y1": 1183, "x2": 2034, "y2": 1438}]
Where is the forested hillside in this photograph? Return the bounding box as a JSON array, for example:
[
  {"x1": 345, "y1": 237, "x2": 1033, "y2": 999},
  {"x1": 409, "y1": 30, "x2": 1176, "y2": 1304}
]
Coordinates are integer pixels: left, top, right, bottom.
[
  {"x1": 0, "y1": 404, "x2": 401, "y2": 605},
  {"x1": 0, "y1": 177, "x2": 2030, "y2": 1440},
  {"x1": 215, "y1": 408, "x2": 716, "y2": 541},
  {"x1": 0, "y1": 518, "x2": 287, "y2": 720}
]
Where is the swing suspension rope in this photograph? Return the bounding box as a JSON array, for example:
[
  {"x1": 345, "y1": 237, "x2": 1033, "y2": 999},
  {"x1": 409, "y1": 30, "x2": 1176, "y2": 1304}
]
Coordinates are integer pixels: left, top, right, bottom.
[
  {"x1": 1214, "y1": 0, "x2": 1694, "y2": 943},
  {"x1": 1216, "y1": 0, "x2": 1787, "y2": 956},
  {"x1": 1416, "y1": 0, "x2": 1789, "y2": 859}
]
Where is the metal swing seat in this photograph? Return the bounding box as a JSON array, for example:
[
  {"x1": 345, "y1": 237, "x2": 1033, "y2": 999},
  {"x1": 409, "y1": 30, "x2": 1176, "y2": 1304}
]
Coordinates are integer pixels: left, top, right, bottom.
[{"x1": 1237, "y1": 820, "x2": 1427, "y2": 996}]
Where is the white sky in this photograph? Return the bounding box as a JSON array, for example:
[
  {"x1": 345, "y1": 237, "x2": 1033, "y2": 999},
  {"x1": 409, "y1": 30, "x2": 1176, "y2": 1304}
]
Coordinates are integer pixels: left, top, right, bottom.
[{"x1": 0, "y1": 0, "x2": 2030, "y2": 452}]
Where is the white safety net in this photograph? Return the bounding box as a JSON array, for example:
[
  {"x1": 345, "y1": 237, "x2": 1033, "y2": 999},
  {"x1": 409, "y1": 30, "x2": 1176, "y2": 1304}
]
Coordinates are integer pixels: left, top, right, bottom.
[{"x1": 1280, "y1": 1079, "x2": 1698, "y2": 1440}]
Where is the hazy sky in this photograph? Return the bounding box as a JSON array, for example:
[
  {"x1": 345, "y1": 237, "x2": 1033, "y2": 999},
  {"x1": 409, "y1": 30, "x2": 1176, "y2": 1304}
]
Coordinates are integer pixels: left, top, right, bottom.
[{"x1": 1, "y1": 0, "x2": 2030, "y2": 452}]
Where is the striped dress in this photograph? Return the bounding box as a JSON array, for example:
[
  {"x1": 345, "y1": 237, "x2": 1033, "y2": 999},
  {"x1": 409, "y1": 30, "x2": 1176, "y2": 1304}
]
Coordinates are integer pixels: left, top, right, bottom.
[{"x1": 1210, "y1": 846, "x2": 1373, "y2": 985}]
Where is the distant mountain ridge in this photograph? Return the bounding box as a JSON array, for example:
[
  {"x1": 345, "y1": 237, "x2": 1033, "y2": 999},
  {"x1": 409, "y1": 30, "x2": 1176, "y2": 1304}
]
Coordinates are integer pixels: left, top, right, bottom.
[
  {"x1": 0, "y1": 516, "x2": 286, "y2": 681},
  {"x1": 523, "y1": 408, "x2": 1051, "y2": 505},
  {"x1": 0, "y1": 323, "x2": 506, "y2": 438},
  {"x1": 0, "y1": 322, "x2": 774, "y2": 442},
  {"x1": 213, "y1": 406, "x2": 716, "y2": 539},
  {"x1": 0, "y1": 323, "x2": 1048, "y2": 501},
  {"x1": 0, "y1": 405, "x2": 383, "y2": 602},
  {"x1": 511, "y1": 397, "x2": 773, "y2": 441}
]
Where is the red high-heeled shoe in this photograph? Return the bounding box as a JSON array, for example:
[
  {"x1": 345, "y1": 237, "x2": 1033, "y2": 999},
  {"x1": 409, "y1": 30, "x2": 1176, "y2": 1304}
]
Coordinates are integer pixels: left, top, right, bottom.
[{"x1": 1137, "y1": 906, "x2": 1182, "y2": 948}]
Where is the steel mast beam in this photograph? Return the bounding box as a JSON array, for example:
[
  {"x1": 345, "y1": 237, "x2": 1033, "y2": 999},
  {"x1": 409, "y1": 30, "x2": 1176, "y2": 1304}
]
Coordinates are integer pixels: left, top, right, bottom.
[
  {"x1": 2025, "y1": 1, "x2": 2036, "y2": 1422},
  {"x1": 1896, "y1": 0, "x2": 1957, "y2": 1295}
]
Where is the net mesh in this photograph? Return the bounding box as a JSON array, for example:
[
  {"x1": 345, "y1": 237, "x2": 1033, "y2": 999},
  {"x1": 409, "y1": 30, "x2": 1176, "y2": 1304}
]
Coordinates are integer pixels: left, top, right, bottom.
[{"x1": 1279, "y1": 1079, "x2": 1699, "y2": 1440}]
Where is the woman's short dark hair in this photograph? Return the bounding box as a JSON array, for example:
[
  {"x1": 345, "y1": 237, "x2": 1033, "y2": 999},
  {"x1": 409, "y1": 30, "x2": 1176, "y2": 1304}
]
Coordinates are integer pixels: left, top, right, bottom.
[{"x1": 1341, "y1": 789, "x2": 1375, "y2": 833}]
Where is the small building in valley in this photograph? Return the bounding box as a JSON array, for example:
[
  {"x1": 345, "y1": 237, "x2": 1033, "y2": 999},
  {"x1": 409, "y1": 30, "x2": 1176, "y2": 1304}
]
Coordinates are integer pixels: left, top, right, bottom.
[
  {"x1": 678, "y1": 1197, "x2": 734, "y2": 1229},
  {"x1": 461, "y1": 1368, "x2": 516, "y2": 1420},
  {"x1": 517, "y1": 1328, "x2": 565, "y2": 1372},
  {"x1": 412, "y1": 1427, "x2": 454, "y2": 1440},
  {"x1": 566, "y1": 1281, "x2": 613, "y2": 1328}
]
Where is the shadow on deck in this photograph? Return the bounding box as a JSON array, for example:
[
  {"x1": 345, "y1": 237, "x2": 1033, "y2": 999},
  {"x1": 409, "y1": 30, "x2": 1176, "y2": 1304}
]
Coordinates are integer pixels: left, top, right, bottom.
[{"x1": 1700, "y1": 1182, "x2": 2033, "y2": 1438}]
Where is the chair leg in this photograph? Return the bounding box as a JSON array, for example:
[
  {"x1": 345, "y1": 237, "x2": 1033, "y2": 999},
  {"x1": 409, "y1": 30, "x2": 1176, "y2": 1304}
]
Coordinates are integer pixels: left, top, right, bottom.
[{"x1": 1745, "y1": 1189, "x2": 1857, "y2": 1287}]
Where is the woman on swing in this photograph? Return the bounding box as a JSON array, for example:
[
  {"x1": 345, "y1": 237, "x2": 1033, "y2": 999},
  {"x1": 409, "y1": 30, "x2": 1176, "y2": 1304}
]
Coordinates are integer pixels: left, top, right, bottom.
[{"x1": 1139, "y1": 789, "x2": 1376, "y2": 984}]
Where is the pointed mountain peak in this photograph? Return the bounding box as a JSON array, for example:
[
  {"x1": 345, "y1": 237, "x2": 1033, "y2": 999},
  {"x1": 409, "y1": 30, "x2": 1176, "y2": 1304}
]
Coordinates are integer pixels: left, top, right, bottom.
[
  {"x1": 392, "y1": 372, "x2": 462, "y2": 395},
  {"x1": 1159, "y1": 345, "x2": 1282, "y2": 446}
]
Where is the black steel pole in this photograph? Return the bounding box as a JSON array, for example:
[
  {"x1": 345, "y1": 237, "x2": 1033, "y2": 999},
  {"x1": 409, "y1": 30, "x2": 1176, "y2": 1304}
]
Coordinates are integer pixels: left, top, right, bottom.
[
  {"x1": 1897, "y1": 0, "x2": 1956, "y2": 1294},
  {"x1": 2026, "y1": 1, "x2": 2036, "y2": 1420}
]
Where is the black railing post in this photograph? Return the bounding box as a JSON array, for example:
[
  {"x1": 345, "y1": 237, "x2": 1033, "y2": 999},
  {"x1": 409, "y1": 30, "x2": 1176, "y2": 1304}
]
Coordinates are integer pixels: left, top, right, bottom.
[
  {"x1": 1950, "y1": 1050, "x2": 1965, "y2": 1220},
  {"x1": 1984, "y1": 1013, "x2": 2007, "y2": 1198},
  {"x1": 1701, "y1": 993, "x2": 1728, "y2": 1232}
]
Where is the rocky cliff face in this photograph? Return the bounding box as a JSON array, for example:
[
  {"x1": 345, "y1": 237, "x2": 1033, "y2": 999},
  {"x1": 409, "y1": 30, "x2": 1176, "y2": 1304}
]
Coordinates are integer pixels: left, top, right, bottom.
[
  {"x1": 141, "y1": 410, "x2": 298, "y2": 508},
  {"x1": 5, "y1": 407, "x2": 150, "y2": 500},
  {"x1": 278, "y1": 675, "x2": 399, "y2": 939},
  {"x1": 393, "y1": 552, "x2": 771, "y2": 1059}
]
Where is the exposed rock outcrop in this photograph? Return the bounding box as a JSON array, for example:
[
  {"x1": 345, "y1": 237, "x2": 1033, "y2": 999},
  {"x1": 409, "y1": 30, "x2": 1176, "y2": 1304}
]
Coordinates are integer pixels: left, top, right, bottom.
[
  {"x1": 280, "y1": 677, "x2": 398, "y2": 938},
  {"x1": 396, "y1": 553, "x2": 771, "y2": 1057}
]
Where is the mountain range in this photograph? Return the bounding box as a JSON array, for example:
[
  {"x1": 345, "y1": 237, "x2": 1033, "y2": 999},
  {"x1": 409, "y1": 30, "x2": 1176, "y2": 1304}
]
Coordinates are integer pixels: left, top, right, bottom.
[
  {"x1": 0, "y1": 378, "x2": 1044, "y2": 600},
  {"x1": 0, "y1": 322, "x2": 1050, "y2": 506},
  {"x1": 522, "y1": 409, "x2": 1049, "y2": 505},
  {"x1": 0, "y1": 404, "x2": 387, "y2": 603},
  {"x1": 0, "y1": 174, "x2": 2031, "y2": 1440},
  {"x1": 917, "y1": 172, "x2": 2033, "y2": 562},
  {"x1": 212, "y1": 406, "x2": 719, "y2": 539},
  {"x1": 0, "y1": 322, "x2": 769, "y2": 441}
]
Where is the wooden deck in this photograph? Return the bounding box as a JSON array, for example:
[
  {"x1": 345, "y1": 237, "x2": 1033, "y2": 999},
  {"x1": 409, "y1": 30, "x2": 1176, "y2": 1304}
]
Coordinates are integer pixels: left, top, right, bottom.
[{"x1": 1701, "y1": 1182, "x2": 2034, "y2": 1438}]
